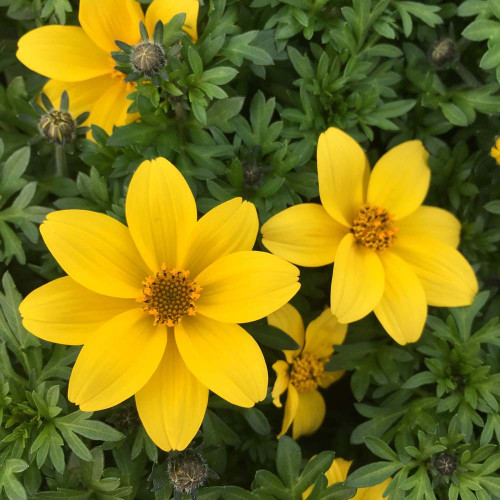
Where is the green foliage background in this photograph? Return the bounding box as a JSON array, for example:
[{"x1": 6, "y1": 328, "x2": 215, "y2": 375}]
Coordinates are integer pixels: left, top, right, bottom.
[{"x1": 1, "y1": 0, "x2": 500, "y2": 498}]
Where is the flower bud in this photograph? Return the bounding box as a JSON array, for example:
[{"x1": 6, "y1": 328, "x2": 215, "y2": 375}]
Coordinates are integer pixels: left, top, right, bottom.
[
  {"x1": 131, "y1": 42, "x2": 166, "y2": 76},
  {"x1": 428, "y1": 38, "x2": 457, "y2": 69},
  {"x1": 168, "y1": 450, "x2": 208, "y2": 498},
  {"x1": 38, "y1": 109, "x2": 76, "y2": 145},
  {"x1": 434, "y1": 453, "x2": 457, "y2": 476}
]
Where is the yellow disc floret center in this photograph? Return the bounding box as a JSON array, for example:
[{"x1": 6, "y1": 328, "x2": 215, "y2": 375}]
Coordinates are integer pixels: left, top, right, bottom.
[
  {"x1": 137, "y1": 265, "x2": 202, "y2": 327},
  {"x1": 352, "y1": 203, "x2": 399, "y2": 250},
  {"x1": 290, "y1": 353, "x2": 325, "y2": 392}
]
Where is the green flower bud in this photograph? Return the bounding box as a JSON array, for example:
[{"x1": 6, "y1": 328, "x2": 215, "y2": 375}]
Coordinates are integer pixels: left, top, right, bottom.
[
  {"x1": 428, "y1": 38, "x2": 457, "y2": 69},
  {"x1": 434, "y1": 453, "x2": 457, "y2": 476},
  {"x1": 131, "y1": 42, "x2": 166, "y2": 76},
  {"x1": 168, "y1": 450, "x2": 208, "y2": 499},
  {"x1": 38, "y1": 109, "x2": 76, "y2": 145}
]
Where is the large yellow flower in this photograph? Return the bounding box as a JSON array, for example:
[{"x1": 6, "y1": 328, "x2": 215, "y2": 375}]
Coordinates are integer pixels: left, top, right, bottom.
[
  {"x1": 16, "y1": 0, "x2": 199, "y2": 134},
  {"x1": 303, "y1": 458, "x2": 391, "y2": 499},
  {"x1": 262, "y1": 127, "x2": 478, "y2": 345},
  {"x1": 269, "y1": 303, "x2": 346, "y2": 439},
  {"x1": 19, "y1": 158, "x2": 300, "y2": 451}
]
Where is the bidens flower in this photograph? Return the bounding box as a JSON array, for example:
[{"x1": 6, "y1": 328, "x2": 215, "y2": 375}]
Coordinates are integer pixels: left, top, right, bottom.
[
  {"x1": 262, "y1": 128, "x2": 478, "y2": 345},
  {"x1": 16, "y1": 0, "x2": 199, "y2": 134},
  {"x1": 303, "y1": 458, "x2": 391, "y2": 499},
  {"x1": 268, "y1": 303, "x2": 346, "y2": 439},
  {"x1": 19, "y1": 158, "x2": 300, "y2": 451},
  {"x1": 491, "y1": 137, "x2": 500, "y2": 165}
]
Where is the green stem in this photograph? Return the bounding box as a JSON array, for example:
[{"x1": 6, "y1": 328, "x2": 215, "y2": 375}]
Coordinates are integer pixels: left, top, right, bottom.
[
  {"x1": 55, "y1": 145, "x2": 67, "y2": 177},
  {"x1": 454, "y1": 62, "x2": 481, "y2": 88}
]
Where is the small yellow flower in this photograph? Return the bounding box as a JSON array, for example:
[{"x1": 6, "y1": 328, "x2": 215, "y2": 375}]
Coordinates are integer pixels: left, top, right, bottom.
[
  {"x1": 262, "y1": 127, "x2": 478, "y2": 345},
  {"x1": 19, "y1": 158, "x2": 300, "y2": 451},
  {"x1": 16, "y1": 0, "x2": 199, "y2": 134},
  {"x1": 491, "y1": 137, "x2": 500, "y2": 165},
  {"x1": 303, "y1": 458, "x2": 391, "y2": 499},
  {"x1": 268, "y1": 303, "x2": 346, "y2": 439}
]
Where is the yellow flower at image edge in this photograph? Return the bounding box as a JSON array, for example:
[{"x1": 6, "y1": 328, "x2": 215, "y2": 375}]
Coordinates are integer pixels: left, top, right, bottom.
[
  {"x1": 262, "y1": 127, "x2": 478, "y2": 345},
  {"x1": 16, "y1": 0, "x2": 199, "y2": 134},
  {"x1": 303, "y1": 458, "x2": 391, "y2": 500},
  {"x1": 19, "y1": 158, "x2": 300, "y2": 451},
  {"x1": 491, "y1": 137, "x2": 500, "y2": 165},
  {"x1": 269, "y1": 303, "x2": 347, "y2": 439}
]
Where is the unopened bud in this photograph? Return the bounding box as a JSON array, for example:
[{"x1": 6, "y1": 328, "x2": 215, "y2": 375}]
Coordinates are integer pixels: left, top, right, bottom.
[
  {"x1": 434, "y1": 453, "x2": 457, "y2": 476},
  {"x1": 168, "y1": 450, "x2": 208, "y2": 498},
  {"x1": 428, "y1": 38, "x2": 457, "y2": 69},
  {"x1": 38, "y1": 109, "x2": 76, "y2": 145},
  {"x1": 131, "y1": 42, "x2": 166, "y2": 76}
]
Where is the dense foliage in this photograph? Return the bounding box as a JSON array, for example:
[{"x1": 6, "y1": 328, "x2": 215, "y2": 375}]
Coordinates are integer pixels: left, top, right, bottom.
[{"x1": 1, "y1": 0, "x2": 500, "y2": 499}]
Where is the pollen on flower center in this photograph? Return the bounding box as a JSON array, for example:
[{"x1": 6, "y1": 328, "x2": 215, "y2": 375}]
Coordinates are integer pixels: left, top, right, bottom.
[
  {"x1": 137, "y1": 265, "x2": 201, "y2": 327},
  {"x1": 351, "y1": 203, "x2": 399, "y2": 250},
  {"x1": 290, "y1": 353, "x2": 325, "y2": 392}
]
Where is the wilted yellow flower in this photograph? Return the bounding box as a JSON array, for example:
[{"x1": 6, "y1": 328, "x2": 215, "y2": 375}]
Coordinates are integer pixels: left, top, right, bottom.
[
  {"x1": 17, "y1": 0, "x2": 199, "y2": 134},
  {"x1": 303, "y1": 458, "x2": 391, "y2": 499},
  {"x1": 268, "y1": 303, "x2": 346, "y2": 439},
  {"x1": 262, "y1": 127, "x2": 478, "y2": 345},
  {"x1": 491, "y1": 137, "x2": 500, "y2": 165},
  {"x1": 19, "y1": 158, "x2": 300, "y2": 451}
]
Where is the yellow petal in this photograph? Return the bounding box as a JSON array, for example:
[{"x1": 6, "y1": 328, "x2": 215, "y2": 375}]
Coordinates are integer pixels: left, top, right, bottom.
[
  {"x1": 195, "y1": 251, "x2": 300, "y2": 324},
  {"x1": 317, "y1": 128, "x2": 370, "y2": 227},
  {"x1": 393, "y1": 236, "x2": 478, "y2": 307},
  {"x1": 278, "y1": 383, "x2": 299, "y2": 438},
  {"x1": 292, "y1": 390, "x2": 325, "y2": 439},
  {"x1": 271, "y1": 360, "x2": 290, "y2": 408},
  {"x1": 367, "y1": 141, "x2": 430, "y2": 220},
  {"x1": 17, "y1": 26, "x2": 112, "y2": 82},
  {"x1": 374, "y1": 252, "x2": 427, "y2": 345},
  {"x1": 145, "y1": 0, "x2": 199, "y2": 41},
  {"x1": 353, "y1": 478, "x2": 391, "y2": 500},
  {"x1": 68, "y1": 309, "x2": 166, "y2": 410},
  {"x1": 318, "y1": 370, "x2": 344, "y2": 389},
  {"x1": 331, "y1": 234, "x2": 385, "y2": 323},
  {"x1": 181, "y1": 198, "x2": 258, "y2": 278},
  {"x1": 126, "y1": 158, "x2": 197, "y2": 272},
  {"x1": 325, "y1": 458, "x2": 352, "y2": 484},
  {"x1": 304, "y1": 307, "x2": 347, "y2": 358},
  {"x1": 268, "y1": 303, "x2": 304, "y2": 363},
  {"x1": 261, "y1": 203, "x2": 349, "y2": 267},
  {"x1": 42, "y1": 76, "x2": 117, "y2": 125},
  {"x1": 175, "y1": 315, "x2": 268, "y2": 407},
  {"x1": 19, "y1": 277, "x2": 134, "y2": 345},
  {"x1": 303, "y1": 457, "x2": 352, "y2": 499},
  {"x1": 40, "y1": 210, "x2": 149, "y2": 298},
  {"x1": 79, "y1": 0, "x2": 144, "y2": 53},
  {"x1": 135, "y1": 330, "x2": 208, "y2": 451},
  {"x1": 89, "y1": 77, "x2": 138, "y2": 134},
  {"x1": 397, "y1": 205, "x2": 460, "y2": 248}
]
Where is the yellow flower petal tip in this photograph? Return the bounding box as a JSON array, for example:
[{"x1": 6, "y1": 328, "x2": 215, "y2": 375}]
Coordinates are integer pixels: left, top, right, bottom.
[
  {"x1": 490, "y1": 137, "x2": 500, "y2": 165},
  {"x1": 262, "y1": 128, "x2": 476, "y2": 345},
  {"x1": 268, "y1": 303, "x2": 346, "y2": 439}
]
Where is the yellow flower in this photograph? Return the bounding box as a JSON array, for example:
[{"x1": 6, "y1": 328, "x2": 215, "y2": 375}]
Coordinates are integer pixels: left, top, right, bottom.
[
  {"x1": 269, "y1": 303, "x2": 346, "y2": 439},
  {"x1": 16, "y1": 0, "x2": 199, "y2": 134},
  {"x1": 19, "y1": 158, "x2": 300, "y2": 451},
  {"x1": 303, "y1": 458, "x2": 391, "y2": 499},
  {"x1": 491, "y1": 137, "x2": 500, "y2": 165},
  {"x1": 262, "y1": 127, "x2": 478, "y2": 345}
]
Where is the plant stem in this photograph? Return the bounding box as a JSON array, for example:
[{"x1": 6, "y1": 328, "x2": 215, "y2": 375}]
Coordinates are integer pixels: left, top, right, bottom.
[{"x1": 55, "y1": 145, "x2": 67, "y2": 177}]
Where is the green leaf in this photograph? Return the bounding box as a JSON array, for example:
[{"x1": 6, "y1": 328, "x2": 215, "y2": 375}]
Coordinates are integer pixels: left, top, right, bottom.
[
  {"x1": 55, "y1": 411, "x2": 124, "y2": 442},
  {"x1": 364, "y1": 437, "x2": 399, "y2": 462},
  {"x1": 484, "y1": 200, "x2": 500, "y2": 214},
  {"x1": 297, "y1": 451, "x2": 334, "y2": 491},
  {"x1": 402, "y1": 371, "x2": 436, "y2": 389},
  {"x1": 246, "y1": 323, "x2": 300, "y2": 351},
  {"x1": 202, "y1": 67, "x2": 238, "y2": 85},
  {"x1": 243, "y1": 408, "x2": 271, "y2": 435},
  {"x1": 107, "y1": 123, "x2": 161, "y2": 147},
  {"x1": 440, "y1": 102, "x2": 468, "y2": 126},
  {"x1": 345, "y1": 462, "x2": 402, "y2": 487},
  {"x1": 276, "y1": 436, "x2": 302, "y2": 486}
]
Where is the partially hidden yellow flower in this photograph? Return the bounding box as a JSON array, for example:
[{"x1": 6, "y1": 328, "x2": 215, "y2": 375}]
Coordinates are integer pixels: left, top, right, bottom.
[
  {"x1": 303, "y1": 458, "x2": 391, "y2": 499},
  {"x1": 16, "y1": 0, "x2": 199, "y2": 134},
  {"x1": 269, "y1": 303, "x2": 346, "y2": 439},
  {"x1": 262, "y1": 127, "x2": 478, "y2": 345},
  {"x1": 19, "y1": 158, "x2": 300, "y2": 451},
  {"x1": 491, "y1": 137, "x2": 500, "y2": 165}
]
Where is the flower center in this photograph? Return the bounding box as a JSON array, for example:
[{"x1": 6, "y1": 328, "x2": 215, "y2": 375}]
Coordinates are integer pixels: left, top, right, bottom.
[
  {"x1": 351, "y1": 203, "x2": 399, "y2": 250},
  {"x1": 290, "y1": 353, "x2": 325, "y2": 392},
  {"x1": 137, "y1": 265, "x2": 201, "y2": 327}
]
